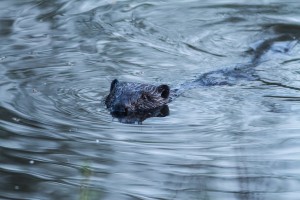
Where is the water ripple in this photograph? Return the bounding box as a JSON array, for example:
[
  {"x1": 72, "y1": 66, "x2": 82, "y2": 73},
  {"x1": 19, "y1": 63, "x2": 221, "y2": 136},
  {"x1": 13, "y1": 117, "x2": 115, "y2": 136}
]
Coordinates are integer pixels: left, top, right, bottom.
[{"x1": 1, "y1": 1, "x2": 300, "y2": 200}]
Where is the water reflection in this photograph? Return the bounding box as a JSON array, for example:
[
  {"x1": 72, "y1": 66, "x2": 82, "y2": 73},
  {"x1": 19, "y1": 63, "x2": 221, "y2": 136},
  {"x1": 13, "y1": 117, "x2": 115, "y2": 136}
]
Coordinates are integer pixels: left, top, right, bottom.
[
  {"x1": 110, "y1": 105, "x2": 169, "y2": 124},
  {"x1": 1, "y1": 0, "x2": 300, "y2": 200}
]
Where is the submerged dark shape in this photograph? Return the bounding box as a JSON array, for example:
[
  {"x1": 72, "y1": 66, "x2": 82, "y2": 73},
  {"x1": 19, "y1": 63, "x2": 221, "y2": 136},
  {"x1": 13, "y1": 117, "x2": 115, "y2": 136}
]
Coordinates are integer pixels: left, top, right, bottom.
[
  {"x1": 110, "y1": 105, "x2": 169, "y2": 124},
  {"x1": 105, "y1": 34, "x2": 297, "y2": 124}
]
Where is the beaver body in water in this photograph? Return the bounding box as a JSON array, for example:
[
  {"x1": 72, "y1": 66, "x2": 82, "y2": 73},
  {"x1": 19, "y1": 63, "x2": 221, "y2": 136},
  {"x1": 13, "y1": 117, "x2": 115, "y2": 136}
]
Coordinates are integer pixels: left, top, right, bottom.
[
  {"x1": 105, "y1": 35, "x2": 297, "y2": 123},
  {"x1": 105, "y1": 64, "x2": 256, "y2": 113}
]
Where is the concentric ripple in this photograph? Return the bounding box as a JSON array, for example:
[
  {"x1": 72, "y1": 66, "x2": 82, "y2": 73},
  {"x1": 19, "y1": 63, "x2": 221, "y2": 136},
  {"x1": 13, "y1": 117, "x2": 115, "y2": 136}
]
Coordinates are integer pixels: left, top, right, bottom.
[{"x1": 1, "y1": 1, "x2": 300, "y2": 200}]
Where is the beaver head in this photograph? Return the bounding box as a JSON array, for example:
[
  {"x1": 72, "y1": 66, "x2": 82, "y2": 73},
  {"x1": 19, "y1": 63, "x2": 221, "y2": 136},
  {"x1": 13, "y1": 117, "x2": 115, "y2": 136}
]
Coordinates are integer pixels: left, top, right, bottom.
[{"x1": 105, "y1": 79, "x2": 170, "y2": 113}]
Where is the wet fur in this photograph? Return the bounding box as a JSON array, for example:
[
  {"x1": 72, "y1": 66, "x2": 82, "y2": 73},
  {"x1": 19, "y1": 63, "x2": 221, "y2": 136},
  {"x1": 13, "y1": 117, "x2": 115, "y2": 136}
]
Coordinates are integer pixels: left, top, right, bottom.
[{"x1": 105, "y1": 79, "x2": 170, "y2": 112}]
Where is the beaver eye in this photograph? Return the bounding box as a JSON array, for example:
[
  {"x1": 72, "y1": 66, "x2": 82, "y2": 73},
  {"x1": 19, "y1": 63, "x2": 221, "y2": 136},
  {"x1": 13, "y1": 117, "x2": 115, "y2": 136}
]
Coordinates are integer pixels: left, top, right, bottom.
[{"x1": 142, "y1": 94, "x2": 151, "y2": 101}]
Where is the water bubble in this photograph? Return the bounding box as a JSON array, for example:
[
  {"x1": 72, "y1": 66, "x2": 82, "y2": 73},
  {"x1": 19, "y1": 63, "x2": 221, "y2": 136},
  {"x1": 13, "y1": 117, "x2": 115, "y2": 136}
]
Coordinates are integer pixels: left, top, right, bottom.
[
  {"x1": 69, "y1": 128, "x2": 78, "y2": 132},
  {"x1": 12, "y1": 117, "x2": 20, "y2": 122},
  {"x1": 67, "y1": 61, "x2": 75, "y2": 66},
  {"x1": 14, "y1": 185, "x2": 19, "y2": 190},
  {"x1": 29, "y1": 160, "x2": 35, "y2": 164}
]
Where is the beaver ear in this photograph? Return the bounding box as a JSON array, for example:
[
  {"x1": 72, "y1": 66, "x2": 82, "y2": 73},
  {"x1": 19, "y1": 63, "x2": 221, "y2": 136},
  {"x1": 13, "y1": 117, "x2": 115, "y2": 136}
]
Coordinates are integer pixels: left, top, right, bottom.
[
  {"x1": 157, "y1": 84, "x2": 170, "y2": 99},
  {"x1": 110, "y1": 79, "x2": 119, "y2": 92}
]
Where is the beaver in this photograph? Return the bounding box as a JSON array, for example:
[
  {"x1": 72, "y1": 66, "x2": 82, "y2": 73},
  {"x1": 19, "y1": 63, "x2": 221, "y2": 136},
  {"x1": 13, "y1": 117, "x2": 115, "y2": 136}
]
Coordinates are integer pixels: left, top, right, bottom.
[
  {"x1": 105, "y1": 35, "x2": 297, "y2": 123},
  {"x1": 105, "y1": 65, "x2": 257, "y2": 113},
  {"x1": 105, "y1": 79, "x2": 170, "y2": 113}
]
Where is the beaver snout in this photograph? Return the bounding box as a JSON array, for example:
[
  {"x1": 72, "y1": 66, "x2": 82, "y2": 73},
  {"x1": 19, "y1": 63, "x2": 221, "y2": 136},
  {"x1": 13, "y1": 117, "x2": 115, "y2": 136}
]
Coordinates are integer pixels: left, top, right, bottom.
[{"x1": 110, "y1": 103, "x2": 125, "y2": 113}]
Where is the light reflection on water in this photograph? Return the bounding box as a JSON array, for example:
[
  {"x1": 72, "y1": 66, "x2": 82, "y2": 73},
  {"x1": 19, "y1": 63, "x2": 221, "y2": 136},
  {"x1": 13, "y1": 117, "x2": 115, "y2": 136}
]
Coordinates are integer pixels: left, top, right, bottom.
[{"x1": 1, "y1": 0, "x2": 300, "y2": 199}]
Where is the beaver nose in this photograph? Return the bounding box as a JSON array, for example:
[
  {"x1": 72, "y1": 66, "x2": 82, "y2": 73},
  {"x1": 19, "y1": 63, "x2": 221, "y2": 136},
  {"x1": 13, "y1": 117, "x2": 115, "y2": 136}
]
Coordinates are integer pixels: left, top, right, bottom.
[{"x1": 113, "y1": 103, "x2": 127, "y2": 113}]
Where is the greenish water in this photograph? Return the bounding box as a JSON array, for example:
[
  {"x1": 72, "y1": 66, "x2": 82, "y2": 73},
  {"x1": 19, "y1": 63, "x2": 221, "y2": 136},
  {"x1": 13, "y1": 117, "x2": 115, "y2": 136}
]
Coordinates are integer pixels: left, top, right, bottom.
[{"x1": 1, "y1": 1, "x2": 300, "y2": 199}]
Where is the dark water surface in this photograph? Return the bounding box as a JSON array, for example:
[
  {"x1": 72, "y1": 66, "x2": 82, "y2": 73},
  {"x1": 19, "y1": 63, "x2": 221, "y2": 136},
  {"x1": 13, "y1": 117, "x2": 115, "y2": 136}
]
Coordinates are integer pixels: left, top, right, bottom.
[{"x1": 1, "y1": 0, "x2": 300, "y2": 199}]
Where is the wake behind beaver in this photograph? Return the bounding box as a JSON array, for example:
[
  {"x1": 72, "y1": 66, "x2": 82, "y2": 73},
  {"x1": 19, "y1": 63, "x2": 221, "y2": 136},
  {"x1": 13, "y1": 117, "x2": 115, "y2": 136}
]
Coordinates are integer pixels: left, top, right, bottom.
[{"x1": 105, "y1": 35, "x2": 297, "y2": 124}]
